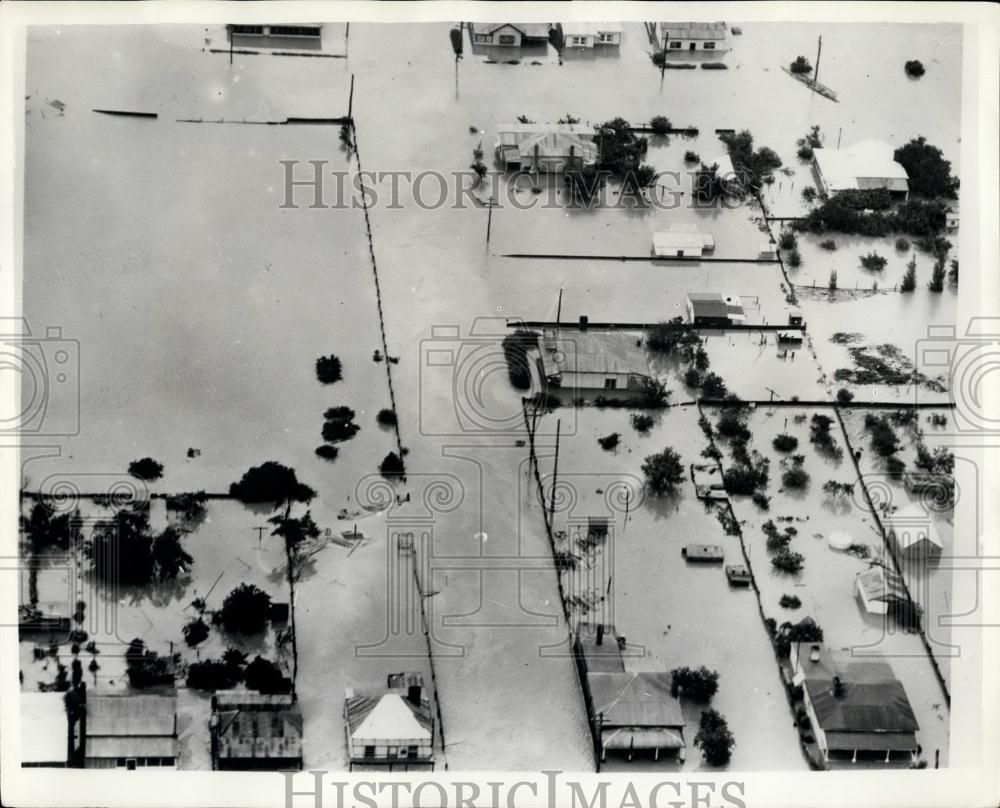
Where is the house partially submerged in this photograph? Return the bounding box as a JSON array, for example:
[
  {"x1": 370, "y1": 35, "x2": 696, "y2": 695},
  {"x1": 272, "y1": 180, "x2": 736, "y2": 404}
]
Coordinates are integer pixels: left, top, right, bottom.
[
  {"x1": 652, "y1": 224, "x2": 716, "y2": 258},
  {"x1": 344, "y1": 673, "x2": 434, "y2": 770},
  {"x1": 211, "y1": 691, "x2": 303, "y2": 771},
  {"x1": 656, "y1": 22, "x2": 728, "y2": 52},
  {"x1": 228, "y1": 24, "x2": 323, "y2": 50},
  {"x1": 854, "y1": 565, "x2": 908, "y2": 616},
  {"x1": 886, "y1": 505, "x2": 944, "y2": 563},
  {"x1": 83, "y1": 695, "x2": 178, "y2": 769},
  {"x1": 495, "y1": 123, "x2": 598, "y2": 173},
  {"x1": 812, "y1": 139, "x2": 910, "y2": 199},
  {"x1": 562, "y1": 22, "x2": 623, "y2": 48},
  {"x1": 685, "y1": 293, "x2": 746, "y2": 326},
  {"x1": 21, "y1": 692, "x2": 70, "y2": 767},
  {"x1": 469, "y1": 23, "x2": 551, "y2": 48},
  {"x1": 791, "y1": 644, "x2": 919, "y2": 764},
  {"x1": 588, "y1": 672, "x2": 686, "y2": 762},
  {"x1": 540, "y1": 328, "x2": 651, "y2": 393}
]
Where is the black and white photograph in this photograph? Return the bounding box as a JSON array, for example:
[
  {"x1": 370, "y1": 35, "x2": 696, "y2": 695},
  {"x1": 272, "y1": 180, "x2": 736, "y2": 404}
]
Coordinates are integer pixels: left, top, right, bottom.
[{"x1": 1, "y1": 2, "x2": 997, "y2": 807}]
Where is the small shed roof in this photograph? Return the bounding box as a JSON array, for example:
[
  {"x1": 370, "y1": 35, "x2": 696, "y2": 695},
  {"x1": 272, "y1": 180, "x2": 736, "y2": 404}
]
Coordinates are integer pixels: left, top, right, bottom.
[
  {"x1": 21, "y1": 692, "x2": 68, "y2": 765},
  {"x1": 856, "y1": 566, "x2": 908, "y2": 606},
  {"x1": 658, "y1": 21, "x2": 727, "y2": 39},
  {"x1": 813, "y1": 139, "x2": 909, "y2": 194},
  {"x1": 686, "y1": 292, "x2": 746, "y2": 320}
]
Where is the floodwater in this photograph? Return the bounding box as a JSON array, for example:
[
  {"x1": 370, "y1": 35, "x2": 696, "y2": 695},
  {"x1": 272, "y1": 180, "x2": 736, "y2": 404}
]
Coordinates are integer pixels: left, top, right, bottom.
[{"x1": 20, "y1": 19, "x2": 962, "y2": 771}]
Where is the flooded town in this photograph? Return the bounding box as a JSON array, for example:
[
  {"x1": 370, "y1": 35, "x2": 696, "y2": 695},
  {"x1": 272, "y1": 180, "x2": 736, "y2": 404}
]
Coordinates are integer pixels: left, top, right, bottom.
[{"x1": 9, "y1": 10, "x2": 991, "y2": 798}]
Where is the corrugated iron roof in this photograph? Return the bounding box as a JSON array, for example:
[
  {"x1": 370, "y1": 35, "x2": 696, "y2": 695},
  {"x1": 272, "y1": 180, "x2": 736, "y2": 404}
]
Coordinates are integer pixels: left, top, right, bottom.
[
  {"x1": 86, "y1": 695, "x2": 176, "y2": 738},
  {"x1": 825, "y1": 730, "x2": 918, "y2": 752},
  {"x1": 856, "y1": 566, "x2": 908, "y2": 603},
  {"x1": 658, "y1": 21, "x2": 727, "y2": 39},
  {"x1": 86, "y1": 736, "x2": 177, "y2": 758},
  {"x1": 345, "y1": 691, "x2": 433, "y2": 741},
  {"x1": 575, "y1": 622, "x2": 626, "y2": 673},
  {"x1": 543, "y1": 329, "x2": 649, "y2": 378},
  {"x1": 588, "y1": 672, "x2": 684, "y2": 728},
  {"x1": 813, "y1": 139, "x2": 909, "y2": 194}
]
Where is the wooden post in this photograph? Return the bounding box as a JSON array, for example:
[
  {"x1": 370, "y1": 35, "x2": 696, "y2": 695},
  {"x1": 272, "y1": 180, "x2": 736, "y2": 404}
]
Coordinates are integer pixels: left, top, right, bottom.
[
  {"x1": 549, "y1": 419, "x2": 562, "y2": 521},
  {"x1": 486, "y1": 196, "x2": 495, "y2": 244},
  {"x1": 815, "y1": 35, "x2": 822, "y2": 83},
  {"x1": 348, "y1": 73, "x2": 355, "y2": 122},
  {"x1": 229, "y1": 25, "x2": 234, "y2": 65},
  {"x1": 556, "y1": 288, "x2": 563, "y2": 325},
  {"x1": 661, "y1": 32, "x2": 668, "y2": 79}
]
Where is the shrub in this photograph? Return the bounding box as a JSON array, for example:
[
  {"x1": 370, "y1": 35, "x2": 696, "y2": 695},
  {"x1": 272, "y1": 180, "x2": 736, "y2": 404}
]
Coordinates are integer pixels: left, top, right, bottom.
[
  {"x1": 670, "y1": 666, "x2": 720, "y2": 704},
  {"x1": 684, "y1": 367, "x2": 703, "y2": 388},
  {"x1": 796, "y1": 144, "x2": 814, "y2": 161},
  {"x1": 220, "y1": 583, "x2": 271, "y2": 635},
  {"x1": 772, "y1": 433, "x2": 799, "y2": 452},
  {"x1": 636, "y1": 377, "x2": 670, "y2": 408},
  {"x1": 315, "y1": 444, "x2": 339, "y2": 461},
  {"x1": 789, "y1": 55, "x2": 812, "y2": 75},
  {"x1": 828, "y1": 269, "x2": 838, "y2": 290},
  {"x1": 865, "y1": 414, "x2": 900, "y2": 456},
  {"x1": 598, "y1": 433, "x2": 621, "y2": 451},
  {"x1": 772, "y1": 549, "x2": 805, "y2": 573},
  {"x1": 780, "y1": 594, "x2": 802, "y2": 609},
  {"x1": 900, "y1": 256, "x2": 918, "y2": 292},
  {"x1": 819, "y1": 239, "x2": 836, "y2": 251},
  {"x1": 376, "y1": 408, "x2": 397, "y2": 427},
  {"x1": 641, "y1": 448, "x2": 684, "y2": 495},
  {"x1": 752, "y1": 491, "x2": 771, "y2": 510},
  {"x1": 316, "y1": 354, "x2": 343, "y2": 384},
  {"x1": 501, "y1": 330, "x2": 538, "y2": 389},
  {"x1": 782, "y1": 466, "x2": 810, "y2": 490},
  {"x1": 646, "y1": 317, "x2": 700, "y2": 354},
  {"x1": 859, "y1": 252, "x2": 887, "y2": 271},
  {"x1": 631, "y1": 413, "x2": 655, "y2": 433},
  {"x1": 649, "y1": 115, "x2": 672, "y2": 135},
  {"x1": 928, "y1": 260, "x2": 946, "y2": 292},
  {"x1": 835, "y1": 388, "x2": 854, "y2": 404},
  {"x1": 787, "y1": 249, "x2": 802, "y2": 267},
  {"x1": 322, "y1": 416, "x2": 360, "y2": 443},
  {"x1": 128, "y1": 458, "x2": 163, "y2": 481},
  {"x1": 230, "y1": 462, "x2": 315, "y2": 504},
  {"x1": 802, "y1": 186, "x2": 817, "y2": 203},
  {"x1": 379, "y1": 452, "x2": 405, "y2": 479},
  {"x1": 904, "y1": 60, "x2": 925, "y2": 78},
  {"x1": 244, "y1": 656, "x2": 288, "y2": 695},
  {"x1": 809, "y1": 414, "x2": 835, "y2": 447},
  {"x1": 895, "y1": 237, "x2": 911, "y2": 252},
  {"x1": 778, "y1": 230, "x2": 797, "y2": 250},
  {"x1": 187, "y1": 659, "x2": 242, "y2": 691},
  {"x1": 723, "y1": 461, "x2": 769, "y2": 495},
  {"x1": 886, "y1": 455, "x2": 906, "y2": 479},
  {"x1": 694, "y1": 709, "x2": 735, "y2": 766},
  {"x1": 651, "y1": 50, "x2": 666, "y2": 68},
  {"x1": 684, "y1": 150, "x2": 701, "y2": 164},
  {"x1": 182, "y1": 617, "x2": 210, "y2": 648}
]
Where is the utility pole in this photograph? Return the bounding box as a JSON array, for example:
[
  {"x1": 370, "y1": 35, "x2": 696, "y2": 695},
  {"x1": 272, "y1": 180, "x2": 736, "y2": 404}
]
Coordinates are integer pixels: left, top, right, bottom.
[
  {"x1": 255, "y1": 525, "x2": 266, "y2": 549},
  {"x1": 229, "y1": 25, "x2": 234, "y2": 65},
  {"x1": 815, "y1": 35, "x2": 822, "y2": 83},
  {"x1": 486, "y1": 195, "x2": 497, "y2": 244},
  {"x1": 556, "y1": 288, "x2": 563, "y2": 326},
  {"x1": 661, "y1": 33, "x2": 668, "y2": 79},
  {"x1": 348, "y1": 73, "x2": 355, "y2": 122}
]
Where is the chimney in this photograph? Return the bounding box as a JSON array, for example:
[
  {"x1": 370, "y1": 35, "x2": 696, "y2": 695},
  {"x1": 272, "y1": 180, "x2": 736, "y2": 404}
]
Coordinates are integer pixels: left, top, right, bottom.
[
  {"x1": 596, "y1": 624, "x2": 604, "y2": 646},
  {"x1": 569, "y1": 144, "x2": 576, "y2": 170},
  {"x1": 832, "y1": 675, "x2": 845, "y2": 698},
  {"x1": 579, "y1": 315, "x2": 589, "y2": 330},
  {"x1": 407, "y1": 684, "x2": 422, "y2": 706}
]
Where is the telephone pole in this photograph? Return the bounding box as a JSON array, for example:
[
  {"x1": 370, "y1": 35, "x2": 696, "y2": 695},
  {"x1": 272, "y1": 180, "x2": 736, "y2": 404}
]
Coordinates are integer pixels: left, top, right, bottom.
[{"x1": 815, "y1": 35, "x2": 823, "y2": 83}]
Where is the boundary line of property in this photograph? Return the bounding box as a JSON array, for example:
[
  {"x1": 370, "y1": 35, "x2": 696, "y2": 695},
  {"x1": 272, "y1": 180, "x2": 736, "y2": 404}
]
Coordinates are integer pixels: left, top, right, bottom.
[
  {"x1": 501, "y1": 253, "x2": 780, "y2": 264},
  {"x1": 510, "y1": 320, "x2": 804, "y2": 332}
]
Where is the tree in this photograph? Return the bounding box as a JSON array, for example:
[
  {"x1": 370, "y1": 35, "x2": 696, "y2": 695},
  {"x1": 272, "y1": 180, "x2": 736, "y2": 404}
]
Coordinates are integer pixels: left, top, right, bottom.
[
  {"x1": 230, "y1": 462, "x2": 316, "y2": 505},
  {"x1": 836, "y1": 388, "x2": 854, "y2": 404},
  {"x1": 636, "y1": 377, "x2": 670, "y2": 408},
  {"x1": 500, "y1": 330, "x2": 538, "y2": 389},
  {"x1": 778, "y1": 230, "x2": 797, "y2": 250},
  {"x1": 893, "y1": 137, "x2": 959, "y2": 199},
  {"x1": 772, "y1": 549, "x2": 805, "y2": 573},
  {"x1": 649, "y1": 115, "x2": 672, "y2": 135},
  {"x1": 595, "y1": 118, "x2": 648, "y2": 176},
  {"x1": 670, "y1": 666, "x2": 719, "y2": 703},
  {"x1": 692, "y1": 162, "x2": 724, "y2": 203},
  {"x1": 270, "y1": 510, "x2": 321, "y2": 558},
  {"x1": 322, "y1": 407, "x2": 361, "y2": 443},
  {"x1": 151, "y1": 527, "x2": 193, "y2": 580},
  {"x1": 380, "y1": 452, "x2": 405, "y2": 479},
  {"x1": 700, "y1": 373, "x2": 728, "y2": 399},
  {"x1": 828, "y1": 269, "x2": 838, "y2": 290},
  {"x1": 641, "y1": 448, "x2": 684, "y2": 496},
  {"x1": 316, "y1": 354, "x2": 343, "y2": 384},
  {"x1": 128, "y1": 458, "x2": 163, "y2": 481},
  {"x1": 449, "y1": 26, "x2": 463, "y2": 61},
  {"x1": 90, "y1": 508, "x2": 155, "y2": 586},
  {"x1": 564, "y1": 165, "x2": 604, "y2": 204},
  {"x1": 244, "y1": 656, "x2": 288, "y2": 695},
  {"x1": 631, "y1": 413, "x2": 654, "y2": 433},
  {"x1": 598, "y1": 433, "x2": 621, "y2": 451},
  {"x1": 781, "y1": 456, "x2": 810, "y2": 490},
  {"x1": 182, "y1": 617, "x2": 210, "y2": 647},
  {"x1": 22, "y1": 502, "x2": 81, "y2": 552},
  {"x1": 772, "y1": 433, "x2": 798, "y2": 452},
  {"x1": 900, "y1": 256, "x2": 917, "y2": 292},
  {"x1": 220, "y1": 583, "x2": 272, "y2": 635},
  {"x1": 904, "y1": 59, "x2": 925, "y2": 77},
  {"x1": 928, "y1": 260, "x2": 946, "y2": 292},
  {"x1": 789, "y1": 55, "x2": 812, "y2": 74},
  {"x1": 377, "y1": 408, "x2": 397, "y2": 427},
  {"x1": 694, "y1": 709, "x2": 735, "y2": 766},
  {"x1": 315, "y1": 444, "x2": 339, "y2": 461},
  {"x1": 859, "y1": 252, "x2": 887, "y2": 271},
  {"x1": 646, "y1": 318, "x2": 700, "y2": 354},
  {"x1": 187, "y1": 659, "x2": 243, "y2": 691},
  {"x1": 948, "y1": 258, "x2": 958, "y2": 287},
  {"x1": 622, "y1": 164, "x2": 659, "y2": 195},
  {"x1": 124, "y1": 638, "x2": 173, "y2": 688}
]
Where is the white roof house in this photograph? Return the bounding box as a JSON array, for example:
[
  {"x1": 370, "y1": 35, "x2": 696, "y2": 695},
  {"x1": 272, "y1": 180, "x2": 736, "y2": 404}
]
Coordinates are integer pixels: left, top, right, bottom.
[
  {"x1": 656, "y1": 22, "x2": 728, "y2": 51},
  {"x1": 812, "y1": 139, "x2": 910, "y2": 198},
  {"x1": 854, "y1": 566, "x2": 908, "y2": 616},
  {"x1": 21, "y1": 692, "x2": 68, "y2": 767},
  {"x1": 495, "y1": 123, "x2": 598, "y2": 172},
  {"x1": 351, "y1": 694, "x2": 431, "y2": 743},
  {"x1": 562, "y1": 22, "x2": 623, "y2": 47},
  {"x1": 653, "y1": 224, "x2": 716, "y2": 257}
]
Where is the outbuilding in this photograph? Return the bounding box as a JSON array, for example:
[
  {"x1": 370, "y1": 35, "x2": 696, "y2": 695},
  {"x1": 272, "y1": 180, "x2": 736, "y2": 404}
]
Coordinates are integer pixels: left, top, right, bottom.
[
  {"x1": 854, "y1": 565, "x2": 908, "y2": 616},
  {"x1": 685, "y1": 292, "x2": 746, "y2": 326},
  {"x1": 812, "y1": 139, "x2": 910, "y2": 199},
  {"x1": 541, "y1": 328, "x2": 651, "y2": 394},
  {"x1": 656, "y1": 22, "x2": 728, "y2": 52},
  {"x1": 886, "y1": 505, "x2": 944, "y2": 562}
]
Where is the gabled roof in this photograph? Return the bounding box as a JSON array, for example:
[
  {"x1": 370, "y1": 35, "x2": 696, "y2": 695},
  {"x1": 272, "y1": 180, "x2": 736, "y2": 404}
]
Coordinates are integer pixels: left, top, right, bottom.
[
  {"x1": 470, "y1": 22, "x2": 551, "y2": 39},
  {"x1": 587, "y1": 672, "x2": 684, "y2": 728},
  {"x1": 86, "y1": 695, "x2": 176, "y2": 738},
  {"x1": 856, "y1": 565, "x2": 908, "y2": 604},
  {"x1": 813, "y1": 139, "x2": 909, "y2": 194},
  {"x1": 543, "y1": 329, "x2": 650, "y2": 378},
  {"x1": 687, "y1": 292, "x2": 746, "y2": 320},
  {"x1": 345, "y1": 692, "x2": 433, "y2": 742},
  {"x1": 658, "y1": 21, "x2": 727, "y2": 39},
  {"x1": 886, "y1": 505, "x2": 944, "y2": 551},
  {"x1": 800, "y1": 648, "x2": 918, "y2": 735},
  {"x1": 562, "y1": 22, "x2": 623, "y2": 36}
]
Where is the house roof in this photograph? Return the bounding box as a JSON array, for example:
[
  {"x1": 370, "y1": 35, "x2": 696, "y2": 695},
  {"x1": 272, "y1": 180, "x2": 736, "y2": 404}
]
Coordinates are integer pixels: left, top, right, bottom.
[
  {"x1": 824, "y1": 731, "x2": 919, "y2": 752},
  {"x1": 800, "y1": 648, "x2": 918, "y2": 735},
  {"x1": 471, "y1": 22, "x2": 551, "y2": 39},
  {"x1": 658, "y1": 21, "x2": 727, "y2": 39},
  {"x1": 562, "y1": 22, "x2": 623, "y2": 36},
  {"x1": 588, "y1": 672, "x2": 684, "y2": 729},
  {"x1": 686, "y1": 292, "x2": 746, "y2": 320},
  {"x1": 86, "y1": 695, "x2": 176, "y2": 739},
  {"x1": 86, "y1": 737, "x2": 177, "y2": 759},
  {"x1": 21, "y1": 692, "x2": 68, "y2": 765},
  {"x1": 345, "y1": 692, "x2": 433, "y2": 742},
  {"x1": 653, "y1": 230, "x2": 710, "y2": 253},
  {"x1": 887, "y1": 505, "x2": 944, "y2": 551},
  {"x1": 543, "y1": 329, "x2": 650, "y2": 378},
  {"x1": 497, "y1": 123, "x2": 598, "y2": 163},
  {"x1": 813, "y1": 139, "x2": 909, "y2": 194},
  {"x1": 856, "y1": 565, "x2": 908, "y2": 605},
  {"x1": 575, "y1": 622, "x2": 626, "y2": 673}
]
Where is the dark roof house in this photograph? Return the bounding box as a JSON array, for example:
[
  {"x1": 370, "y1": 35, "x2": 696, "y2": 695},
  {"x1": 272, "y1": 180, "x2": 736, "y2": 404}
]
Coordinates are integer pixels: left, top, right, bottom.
[
  {"x1": 686, "y1": 292, "x2": 746, "y2": 325},
  {"x1": 84, "y1": 694, "x2": 178, "y2": 769},
  {"x1": 211, "y1": 691, "x2": 303, "y2": 771},
  {"x1": 588, "y1": 672, "x2": 685, "y2": 762}
]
